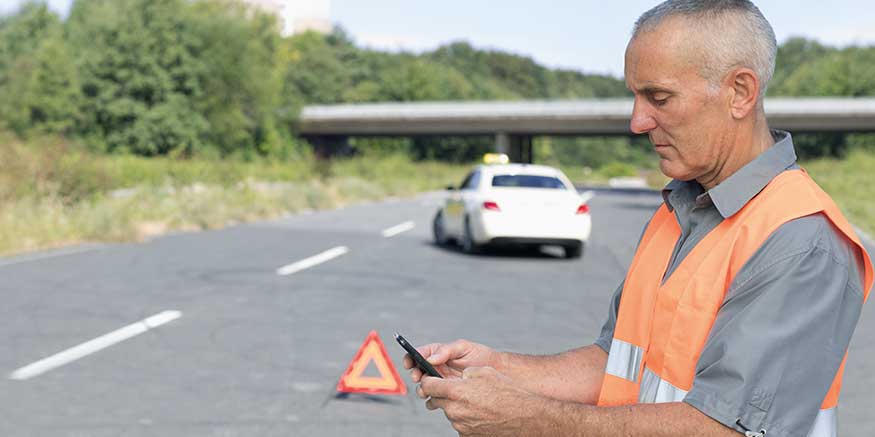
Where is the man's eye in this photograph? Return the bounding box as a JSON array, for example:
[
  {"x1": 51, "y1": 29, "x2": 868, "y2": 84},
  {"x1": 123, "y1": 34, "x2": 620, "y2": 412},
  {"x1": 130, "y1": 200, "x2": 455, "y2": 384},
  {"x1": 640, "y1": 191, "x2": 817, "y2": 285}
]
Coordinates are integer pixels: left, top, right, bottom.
[{"x1": 648, "y1": 93, "x2": 670, "y2": 106}]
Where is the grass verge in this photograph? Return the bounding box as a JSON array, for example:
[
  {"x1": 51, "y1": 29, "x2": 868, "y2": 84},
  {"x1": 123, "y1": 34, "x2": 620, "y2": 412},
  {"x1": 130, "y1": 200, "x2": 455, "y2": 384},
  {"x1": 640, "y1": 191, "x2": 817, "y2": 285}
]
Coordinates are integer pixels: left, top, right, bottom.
[
  {"x1": 0, "y1": 135, "x2": 468, "y2": 256},
  {"x1": 803, "y1": 149, "x2": 875, "y2": 238}
]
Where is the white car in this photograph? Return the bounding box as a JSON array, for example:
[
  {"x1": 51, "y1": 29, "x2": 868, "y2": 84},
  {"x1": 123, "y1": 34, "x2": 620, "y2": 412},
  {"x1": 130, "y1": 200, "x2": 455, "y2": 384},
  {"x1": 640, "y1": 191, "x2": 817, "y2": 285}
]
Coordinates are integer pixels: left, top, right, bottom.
[{"x1": 432, "y1": 163, "x2": 592, "y2": 258}]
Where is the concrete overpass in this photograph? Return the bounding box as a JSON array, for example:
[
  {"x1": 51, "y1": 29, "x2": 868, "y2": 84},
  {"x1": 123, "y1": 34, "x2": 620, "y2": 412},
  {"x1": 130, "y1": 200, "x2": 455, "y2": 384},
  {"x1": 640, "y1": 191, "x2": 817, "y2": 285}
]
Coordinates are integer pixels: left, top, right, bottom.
[{"x1": 298, "y1": 98, "x2": 875, "y2": 162}]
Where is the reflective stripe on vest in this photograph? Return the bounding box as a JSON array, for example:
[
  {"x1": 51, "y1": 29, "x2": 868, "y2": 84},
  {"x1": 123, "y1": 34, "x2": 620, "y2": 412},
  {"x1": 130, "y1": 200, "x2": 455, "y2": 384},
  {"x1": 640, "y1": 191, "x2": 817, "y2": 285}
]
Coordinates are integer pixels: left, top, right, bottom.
[
  {"x1": 638, "y1": 367, "x2": 688, "y2": 403},
  {"x1": 807, "y1": 408, "x2": 837, "y2": 437},
  {"x1": 604, "y1": 339, "x2": 644, "y2": 383},
  {"x1": 596, "y1": 170, "x2": 874, "y2": 437}
]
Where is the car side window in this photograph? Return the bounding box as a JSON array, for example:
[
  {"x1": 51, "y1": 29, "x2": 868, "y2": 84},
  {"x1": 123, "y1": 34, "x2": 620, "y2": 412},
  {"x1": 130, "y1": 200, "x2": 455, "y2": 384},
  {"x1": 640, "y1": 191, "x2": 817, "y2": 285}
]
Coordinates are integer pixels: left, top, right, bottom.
[
  {"x1": 458, "y1": 173, "x2": 473, "y2": 190},
  {"x1": 461, "y1": 171, "x2": 481, "y2": 191}
]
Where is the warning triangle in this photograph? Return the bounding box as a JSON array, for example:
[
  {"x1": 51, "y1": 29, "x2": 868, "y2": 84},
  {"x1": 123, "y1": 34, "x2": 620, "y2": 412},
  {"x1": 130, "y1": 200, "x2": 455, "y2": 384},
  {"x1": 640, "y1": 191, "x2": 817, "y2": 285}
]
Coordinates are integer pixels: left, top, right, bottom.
[{"x1": 336, "y1": 330, "x2": 407, "y2": 395}]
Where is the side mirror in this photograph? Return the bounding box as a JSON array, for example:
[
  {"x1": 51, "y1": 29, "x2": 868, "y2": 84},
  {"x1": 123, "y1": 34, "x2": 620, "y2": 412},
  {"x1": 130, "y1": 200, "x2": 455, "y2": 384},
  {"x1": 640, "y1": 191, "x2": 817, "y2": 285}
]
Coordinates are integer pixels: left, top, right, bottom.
[{"x1": 445, "y1": 185, "x2": 456, "y2": 191}]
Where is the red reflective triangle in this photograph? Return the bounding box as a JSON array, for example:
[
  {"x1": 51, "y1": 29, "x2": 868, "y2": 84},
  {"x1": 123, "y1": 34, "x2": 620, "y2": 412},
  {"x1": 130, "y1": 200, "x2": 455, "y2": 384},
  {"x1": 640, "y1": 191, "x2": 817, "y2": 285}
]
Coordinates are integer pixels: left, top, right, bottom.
[{"x1": 336, "y1": 330, "x2": 407, "y2": 395}]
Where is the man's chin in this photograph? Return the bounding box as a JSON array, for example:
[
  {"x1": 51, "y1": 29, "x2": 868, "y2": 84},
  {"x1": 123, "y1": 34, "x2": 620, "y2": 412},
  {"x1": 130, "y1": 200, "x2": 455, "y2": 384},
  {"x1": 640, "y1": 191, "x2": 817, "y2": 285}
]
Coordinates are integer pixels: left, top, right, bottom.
[{"x1": 658, "y1": 161, "x2": 695, "y2": 181}]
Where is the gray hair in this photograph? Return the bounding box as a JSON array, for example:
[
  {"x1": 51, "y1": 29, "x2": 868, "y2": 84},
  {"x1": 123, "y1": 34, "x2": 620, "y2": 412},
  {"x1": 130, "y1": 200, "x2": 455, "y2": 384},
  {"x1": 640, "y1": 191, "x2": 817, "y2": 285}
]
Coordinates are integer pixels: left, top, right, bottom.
[{"x1": 632, "y1": 0, "x2": 777, "y2": 99}]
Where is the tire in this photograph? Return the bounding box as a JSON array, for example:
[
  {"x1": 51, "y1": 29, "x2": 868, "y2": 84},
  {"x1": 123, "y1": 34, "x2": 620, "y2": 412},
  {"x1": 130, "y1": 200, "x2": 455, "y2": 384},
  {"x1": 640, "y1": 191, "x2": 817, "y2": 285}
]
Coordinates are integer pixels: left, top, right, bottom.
[
  {"x1": 564, "y1": 242, "x2": 584, "y2": 259},
  {"x1": 433, "y1": 211, "x2": 448, "y2": 246},
  {"x1": 462, "y1": 217, "x2": 479, "y2": 254}
]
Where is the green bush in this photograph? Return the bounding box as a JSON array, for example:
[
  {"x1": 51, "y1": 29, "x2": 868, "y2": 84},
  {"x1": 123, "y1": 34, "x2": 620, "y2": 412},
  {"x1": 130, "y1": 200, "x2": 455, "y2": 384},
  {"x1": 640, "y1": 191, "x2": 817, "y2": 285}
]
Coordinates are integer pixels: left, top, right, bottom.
[{"x1": 597, "y1": 162, "x2": 639, "y2": 179}]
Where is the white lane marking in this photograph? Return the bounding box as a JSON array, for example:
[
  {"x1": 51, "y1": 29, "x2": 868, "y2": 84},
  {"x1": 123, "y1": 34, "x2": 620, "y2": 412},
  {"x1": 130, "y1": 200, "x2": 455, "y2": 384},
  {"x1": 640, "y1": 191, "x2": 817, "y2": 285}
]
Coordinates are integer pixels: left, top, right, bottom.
[
  {"x1": 579, "y1": 191, "x2": 595, "y2": 204},
  {"x1": 381, "y1": 221, "x2": 415, "y2": 238},
  {"x1": 9, "y1": 310, "x2": 182, "y2": 381},
  {"x1": 276, "y1": 246, "x2": 349, "y2": 276},
  {"x1": 0, "y1": 244, "x2": 103, "y2": 268}
]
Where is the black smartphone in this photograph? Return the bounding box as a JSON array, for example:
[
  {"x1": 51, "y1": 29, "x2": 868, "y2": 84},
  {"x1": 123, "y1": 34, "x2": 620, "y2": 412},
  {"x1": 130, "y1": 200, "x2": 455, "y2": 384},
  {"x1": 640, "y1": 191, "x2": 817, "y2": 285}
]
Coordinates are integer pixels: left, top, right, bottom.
[{"x1": 394, "y1": 332, "x2": 443, "y2": 378}]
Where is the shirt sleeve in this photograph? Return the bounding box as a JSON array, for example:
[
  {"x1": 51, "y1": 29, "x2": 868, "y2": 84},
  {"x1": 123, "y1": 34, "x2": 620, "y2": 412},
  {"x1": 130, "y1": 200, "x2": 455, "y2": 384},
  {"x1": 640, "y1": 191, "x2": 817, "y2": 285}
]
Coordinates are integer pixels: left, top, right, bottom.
[
  {"x1": 594, "y1": 280, "x2": 623, "y2": 353},
  {"x1": 683, "y1": 214, "x2": 866, "y2": 437}
]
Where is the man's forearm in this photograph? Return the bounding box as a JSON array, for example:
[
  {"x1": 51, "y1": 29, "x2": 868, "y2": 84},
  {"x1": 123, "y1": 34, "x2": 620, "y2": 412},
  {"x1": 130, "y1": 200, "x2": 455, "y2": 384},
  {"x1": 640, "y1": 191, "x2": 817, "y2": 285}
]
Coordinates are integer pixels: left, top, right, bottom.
[
  {"x1": 529, "y1": 397, "x2": 739, "y2": 436},
  {"x1": 495, "y1": 344, "x2": 608, "y2": 404}
]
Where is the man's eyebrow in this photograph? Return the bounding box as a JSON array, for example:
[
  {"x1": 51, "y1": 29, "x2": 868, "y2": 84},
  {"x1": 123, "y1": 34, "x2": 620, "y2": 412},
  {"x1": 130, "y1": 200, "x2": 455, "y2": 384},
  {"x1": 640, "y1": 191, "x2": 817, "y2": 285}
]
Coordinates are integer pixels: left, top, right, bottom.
[{"x1": 637, "y1": 85, "x2": 674, "y2": 95}]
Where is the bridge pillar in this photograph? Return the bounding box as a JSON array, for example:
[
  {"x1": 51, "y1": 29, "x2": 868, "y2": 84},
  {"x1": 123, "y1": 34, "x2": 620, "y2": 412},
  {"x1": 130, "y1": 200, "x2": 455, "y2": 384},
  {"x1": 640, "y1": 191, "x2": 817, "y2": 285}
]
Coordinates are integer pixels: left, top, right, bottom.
[
  {"x1": 494, "y1": 133, "x2": 533, "y2": 163},
  {"x1": 495, "y1": 132, "x2": 510, "y2": 156}
]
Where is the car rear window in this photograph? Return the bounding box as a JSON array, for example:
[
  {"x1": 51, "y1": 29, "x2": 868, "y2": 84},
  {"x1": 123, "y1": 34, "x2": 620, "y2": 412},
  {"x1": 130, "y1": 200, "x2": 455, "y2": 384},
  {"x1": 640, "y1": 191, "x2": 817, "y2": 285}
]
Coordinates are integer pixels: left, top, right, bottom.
[{"x1": 491, "y1": 175, "x2": 567, "y2": 189}]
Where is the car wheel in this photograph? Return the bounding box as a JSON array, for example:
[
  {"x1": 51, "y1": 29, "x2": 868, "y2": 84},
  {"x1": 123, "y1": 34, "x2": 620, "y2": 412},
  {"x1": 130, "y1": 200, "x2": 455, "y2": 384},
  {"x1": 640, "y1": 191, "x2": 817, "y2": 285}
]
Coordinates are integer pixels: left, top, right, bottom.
[
  {"x1": 564, "y1": 242, "x2": 584, "y2": 259},
  {"x1": 462, "y1": 217, "x2": 479, "y2": 254},
  {"x1": 433, "y1": 211, "x2": 448, "y2": 245}
]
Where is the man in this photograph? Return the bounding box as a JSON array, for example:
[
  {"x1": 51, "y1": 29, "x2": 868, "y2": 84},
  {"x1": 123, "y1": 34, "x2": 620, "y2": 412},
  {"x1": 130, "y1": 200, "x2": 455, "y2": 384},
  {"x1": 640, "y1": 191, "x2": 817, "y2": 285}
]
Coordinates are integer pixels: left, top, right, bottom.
[{"x1": 404, "y1": 1, "x2": 874, "y2": 436}]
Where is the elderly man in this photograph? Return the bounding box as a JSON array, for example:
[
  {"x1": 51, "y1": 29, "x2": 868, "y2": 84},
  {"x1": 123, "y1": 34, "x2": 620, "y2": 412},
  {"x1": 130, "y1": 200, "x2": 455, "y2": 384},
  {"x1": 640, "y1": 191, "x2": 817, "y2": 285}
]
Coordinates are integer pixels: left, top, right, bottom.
[{"x1": 405, "y1": 1, "x2": 873, "y2": 436}]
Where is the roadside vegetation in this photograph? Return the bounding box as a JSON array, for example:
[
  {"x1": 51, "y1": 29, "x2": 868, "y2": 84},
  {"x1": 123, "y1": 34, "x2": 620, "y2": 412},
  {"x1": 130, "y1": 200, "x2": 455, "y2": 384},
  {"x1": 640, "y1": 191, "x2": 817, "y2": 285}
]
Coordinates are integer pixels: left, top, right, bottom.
[
  {"x1": 803, "y1": 150, "x2": 875, "y2": 237},
  {"x1": 2, "y1": 131, "x2": 872, "y2": 255},
  {"x1": 0, "y1": 133, "x2": 468, "y2": 255}
]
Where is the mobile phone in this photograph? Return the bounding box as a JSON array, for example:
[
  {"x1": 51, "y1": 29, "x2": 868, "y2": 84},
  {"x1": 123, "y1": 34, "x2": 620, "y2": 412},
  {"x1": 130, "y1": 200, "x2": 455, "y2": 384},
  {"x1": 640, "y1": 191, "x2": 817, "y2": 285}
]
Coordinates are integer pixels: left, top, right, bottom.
[{"x1": 394, "y1": 332, "x2": 443, "y2": 378}]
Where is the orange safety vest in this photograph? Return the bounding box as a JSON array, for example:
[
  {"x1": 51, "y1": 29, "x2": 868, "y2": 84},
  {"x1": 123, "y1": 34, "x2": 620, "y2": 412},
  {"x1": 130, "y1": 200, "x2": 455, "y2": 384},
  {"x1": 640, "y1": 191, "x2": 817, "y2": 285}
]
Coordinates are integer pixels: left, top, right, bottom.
[{"x1": 596, "y1": 170, "x2": 874, "y2": 436}]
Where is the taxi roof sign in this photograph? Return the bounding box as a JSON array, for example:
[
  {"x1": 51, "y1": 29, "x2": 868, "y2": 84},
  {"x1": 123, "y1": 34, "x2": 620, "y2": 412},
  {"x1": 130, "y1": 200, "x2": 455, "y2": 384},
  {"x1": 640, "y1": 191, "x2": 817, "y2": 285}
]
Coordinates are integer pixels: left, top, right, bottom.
[
  {"x1": 483, "y1": 153, "x2": 510, "y2": 164},
  {"x1": 336, "y1": 330, "x2": 407, "y2": 395}
]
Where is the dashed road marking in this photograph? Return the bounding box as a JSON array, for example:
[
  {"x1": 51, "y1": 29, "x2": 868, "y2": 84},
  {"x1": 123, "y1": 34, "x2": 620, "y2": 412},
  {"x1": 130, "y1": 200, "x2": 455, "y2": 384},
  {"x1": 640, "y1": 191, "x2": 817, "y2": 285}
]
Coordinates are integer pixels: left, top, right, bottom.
[
  {"x1": 9, "y1": 310, "x2": 182, "y2": 381},
  {"x1": 276, "y1": 246, "x2": 349, "y2": 276},
  {"x1": 381, "y1": 221, "x2": 415, "y2": 238}
]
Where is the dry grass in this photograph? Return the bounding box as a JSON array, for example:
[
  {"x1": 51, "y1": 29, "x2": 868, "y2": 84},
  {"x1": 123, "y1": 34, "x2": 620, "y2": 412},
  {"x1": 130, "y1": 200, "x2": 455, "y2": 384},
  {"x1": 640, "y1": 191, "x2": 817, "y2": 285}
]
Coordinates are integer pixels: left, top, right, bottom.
[{"x1": 0, "y1": 134, "x2": 468, "y2": 256}]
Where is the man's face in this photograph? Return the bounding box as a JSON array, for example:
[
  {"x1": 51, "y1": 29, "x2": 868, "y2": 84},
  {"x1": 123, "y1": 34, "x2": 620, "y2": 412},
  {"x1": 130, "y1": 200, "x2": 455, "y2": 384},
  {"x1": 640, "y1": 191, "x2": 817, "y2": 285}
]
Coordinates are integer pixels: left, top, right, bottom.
[{"x1": 624, "y1": 18, "x2": 733, "y2": 182}]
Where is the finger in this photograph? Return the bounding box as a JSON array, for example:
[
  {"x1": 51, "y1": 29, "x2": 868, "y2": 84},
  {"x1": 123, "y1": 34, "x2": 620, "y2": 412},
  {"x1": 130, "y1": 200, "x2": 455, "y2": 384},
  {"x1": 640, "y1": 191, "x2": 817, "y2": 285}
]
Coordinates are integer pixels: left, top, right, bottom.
[
  {"x1": 416, "y1": 384, "x2": 427, "y2": 399},
  {"x1": 413, "y1": 343, "x2": 443, "y2": 361},
  {"x1": 428, "y1": 339, "x2": 469, "y2": 365},
  {"x1": 409, "y1": 367, "x2": 423, "y2": 383},
  {"x1": 426, "y1": 396, "x2": 449, "y2": 411},
  {"x1": 420, "y1": 375, "x2": 456, "y2": 399},
  {"x1": 403, "y1": 344, "x2": 442, "y2": 371}
]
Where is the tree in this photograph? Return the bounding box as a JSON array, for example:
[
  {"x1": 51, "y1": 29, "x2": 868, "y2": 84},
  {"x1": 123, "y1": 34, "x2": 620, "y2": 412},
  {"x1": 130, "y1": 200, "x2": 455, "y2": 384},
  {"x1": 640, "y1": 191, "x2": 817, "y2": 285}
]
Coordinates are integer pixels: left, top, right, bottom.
[
  {"x1": 188, "y1": 0, "x2": 287, "y2": 156},
  {"x1": 66, "y1": 0, "x2": 209, "y2": 155},
  {"x1": 63, "y1": 0, "x2": 289, "y2": 157},
  {"x1": 25, "y1": 35, "x2": 82, "y2": 134},
  {"x1": 0, "y1": 2, "x2": 80, "y2": 135}
]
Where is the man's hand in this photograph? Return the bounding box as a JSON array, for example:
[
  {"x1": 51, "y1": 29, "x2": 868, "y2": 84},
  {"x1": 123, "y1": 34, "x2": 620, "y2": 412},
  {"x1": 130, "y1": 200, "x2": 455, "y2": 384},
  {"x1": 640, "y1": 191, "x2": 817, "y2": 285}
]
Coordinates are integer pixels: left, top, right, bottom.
[
  {"x1": 418, "y1": 366, "x2": 543, "y2": 437},
  {"x1": 402, "y1": 339, "x2": 500, "y2": 382}
]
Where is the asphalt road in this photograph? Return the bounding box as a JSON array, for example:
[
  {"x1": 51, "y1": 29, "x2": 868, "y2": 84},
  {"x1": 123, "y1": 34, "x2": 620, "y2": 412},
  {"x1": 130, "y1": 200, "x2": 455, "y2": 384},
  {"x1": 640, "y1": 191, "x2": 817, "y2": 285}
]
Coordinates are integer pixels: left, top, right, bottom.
[{"x1": 0, "y1": 189, "x2": 872, "y2": 436}]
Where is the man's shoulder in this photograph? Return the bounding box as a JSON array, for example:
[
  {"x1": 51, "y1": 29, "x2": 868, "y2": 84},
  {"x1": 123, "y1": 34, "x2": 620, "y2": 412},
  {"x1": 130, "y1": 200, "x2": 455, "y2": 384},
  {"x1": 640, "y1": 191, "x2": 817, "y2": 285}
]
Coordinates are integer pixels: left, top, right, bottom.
[
  {"x1": 769, "y1": 213, "x2": 833, "y2": 250},
  {"x1": 733, "y1": 213, "x2": 864, "y2": 293},
  {"x1": 756, "y1": 213, "x2": 860, "y2": 267}
]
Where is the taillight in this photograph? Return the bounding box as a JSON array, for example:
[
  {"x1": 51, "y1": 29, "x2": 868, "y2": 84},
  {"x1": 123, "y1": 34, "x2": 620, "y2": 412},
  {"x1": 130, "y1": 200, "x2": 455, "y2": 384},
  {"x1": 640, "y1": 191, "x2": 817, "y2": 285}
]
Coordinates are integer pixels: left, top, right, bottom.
[
  {"x1": 483, "y1": 201, "x2": 501, "y2": 211},
  {"x1": 576, "y1": 204, "x2": 590, "y2": 214}
]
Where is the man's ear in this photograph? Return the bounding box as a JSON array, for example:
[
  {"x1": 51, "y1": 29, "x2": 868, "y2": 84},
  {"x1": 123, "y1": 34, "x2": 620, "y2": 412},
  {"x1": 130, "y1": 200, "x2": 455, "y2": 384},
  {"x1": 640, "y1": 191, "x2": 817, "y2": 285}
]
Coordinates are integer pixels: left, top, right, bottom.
[{"x1": 727, "y1": 67, "x2": 761, "y2": 119}]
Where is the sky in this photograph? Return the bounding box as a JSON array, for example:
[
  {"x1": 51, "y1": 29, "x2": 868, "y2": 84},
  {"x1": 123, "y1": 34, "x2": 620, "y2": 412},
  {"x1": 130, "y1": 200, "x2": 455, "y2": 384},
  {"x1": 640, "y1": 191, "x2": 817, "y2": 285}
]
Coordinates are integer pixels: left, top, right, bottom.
[{"x1": 5, "y1": 0, "x2": 875, "y2": 78}]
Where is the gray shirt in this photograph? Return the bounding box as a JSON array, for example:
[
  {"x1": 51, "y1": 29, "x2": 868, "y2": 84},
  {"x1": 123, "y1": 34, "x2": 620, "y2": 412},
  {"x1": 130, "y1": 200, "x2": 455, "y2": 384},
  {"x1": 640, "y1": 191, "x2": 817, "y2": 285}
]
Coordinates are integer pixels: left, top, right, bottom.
[{"x1": 594, "y1": 131, "x2": 867, "y2": 436}]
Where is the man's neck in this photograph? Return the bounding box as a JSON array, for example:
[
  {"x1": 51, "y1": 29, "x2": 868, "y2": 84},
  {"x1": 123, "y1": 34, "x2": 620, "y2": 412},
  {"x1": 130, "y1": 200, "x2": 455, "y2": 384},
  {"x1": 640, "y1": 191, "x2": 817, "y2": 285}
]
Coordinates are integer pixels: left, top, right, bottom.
[{"x1": 697, "y1": 121, "x2": 775, "y2": 191}]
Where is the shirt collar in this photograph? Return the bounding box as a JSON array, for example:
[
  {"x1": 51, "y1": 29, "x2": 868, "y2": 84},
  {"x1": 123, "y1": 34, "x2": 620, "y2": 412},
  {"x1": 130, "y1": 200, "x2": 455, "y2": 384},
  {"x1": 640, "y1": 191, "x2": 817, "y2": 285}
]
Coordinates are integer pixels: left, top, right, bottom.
[
  {"x1": 661, "y1": 130, "x2": 798, "y2": 218},
  {"x1": 661, "y1": 179, "x2": 685, "y2": 212}
]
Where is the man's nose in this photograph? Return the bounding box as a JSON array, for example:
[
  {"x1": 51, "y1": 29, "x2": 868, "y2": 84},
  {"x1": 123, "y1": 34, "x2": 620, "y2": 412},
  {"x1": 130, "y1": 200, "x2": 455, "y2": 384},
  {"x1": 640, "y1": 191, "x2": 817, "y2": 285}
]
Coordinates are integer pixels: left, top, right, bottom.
[{"x1": 629, "y1": 99, "x2": 657, "y2": 134}]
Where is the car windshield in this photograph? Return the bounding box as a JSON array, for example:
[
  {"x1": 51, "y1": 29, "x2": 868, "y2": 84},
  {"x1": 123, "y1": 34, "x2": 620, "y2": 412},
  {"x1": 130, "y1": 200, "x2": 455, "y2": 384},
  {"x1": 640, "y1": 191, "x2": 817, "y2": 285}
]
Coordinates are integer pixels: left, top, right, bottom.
[{"x1": 491, "y1": 175, "x2": 567, "y2": 189}]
